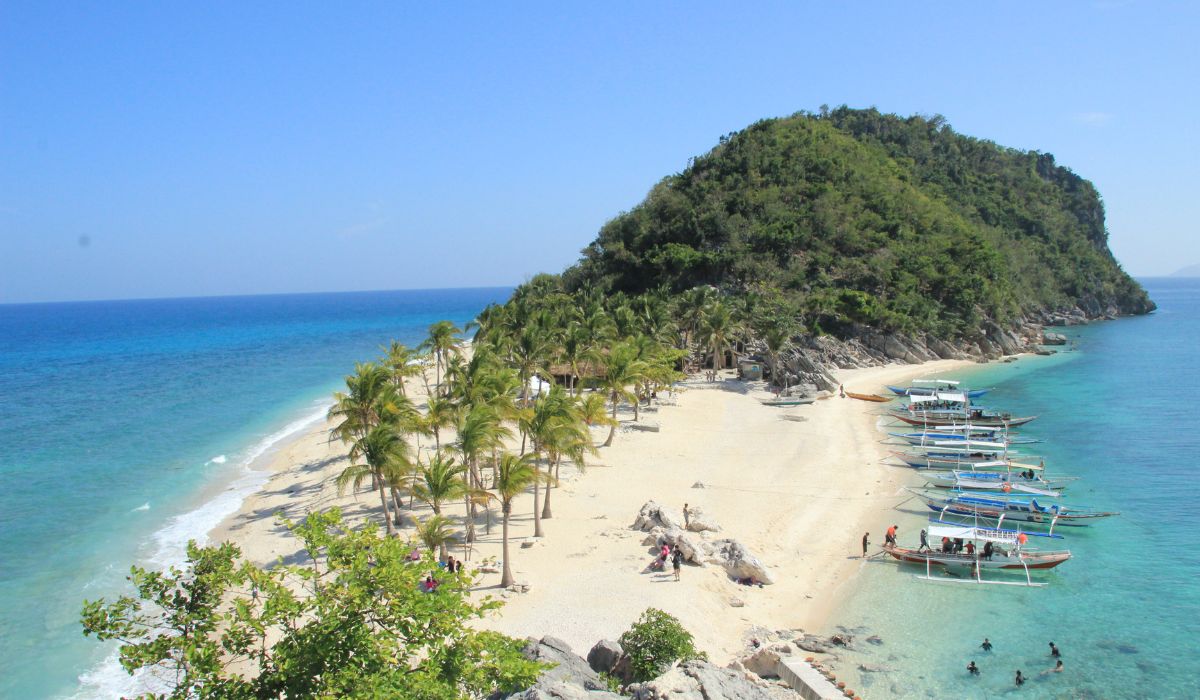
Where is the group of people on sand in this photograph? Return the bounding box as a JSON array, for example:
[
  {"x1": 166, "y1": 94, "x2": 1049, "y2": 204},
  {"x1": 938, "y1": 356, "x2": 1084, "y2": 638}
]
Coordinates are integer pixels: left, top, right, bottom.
[
  {"x1": 969, "y1": 639, "x2": 1064, "y2": 687},
  {"x1": 650, "y1": 542, "x2": 685, "y2": 581}
]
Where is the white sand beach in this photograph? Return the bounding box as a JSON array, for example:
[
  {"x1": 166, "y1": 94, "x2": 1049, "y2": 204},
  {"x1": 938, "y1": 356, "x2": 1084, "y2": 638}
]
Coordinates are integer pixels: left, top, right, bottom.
[{"x1": 209, "y1": 359, "x2": 974, "y2": 663}]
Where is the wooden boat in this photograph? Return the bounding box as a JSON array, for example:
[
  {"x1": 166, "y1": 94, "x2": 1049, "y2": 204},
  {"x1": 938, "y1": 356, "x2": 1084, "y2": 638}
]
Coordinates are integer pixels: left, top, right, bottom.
[
  {"x1": 922, "y1": 471, "x2": 1065, "y2": 497},
  {"x1": 882, "y1": 522, "x2": 1070, "y2": 586},
  {"x1": 886, "y1": 380, "x2": 991, "y2": 399},
  {"x1": 890, "y1": 452, "x2": 1042, "y2": 471},
  {"x1": 888, "y1": 431, "x2": 1040, "y2": 446},
  {"x1": 759, "y1": 396, "x2": 815, "y2": 407},
  {"x1": 892, "y1": 412, "x2": 1038, "y2": 428},
  {"x1": 910, "y1": 489, "x2": 1118, "y2": 529},
  {"x1": 845, "y1": 391, "x2": 891, "y2": 402}
]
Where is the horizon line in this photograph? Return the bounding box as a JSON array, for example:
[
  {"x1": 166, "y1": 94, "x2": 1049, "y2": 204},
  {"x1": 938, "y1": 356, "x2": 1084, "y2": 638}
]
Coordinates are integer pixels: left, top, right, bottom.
[{"x1": 0, "y1": 283, "x2": 519, "y2": 308}]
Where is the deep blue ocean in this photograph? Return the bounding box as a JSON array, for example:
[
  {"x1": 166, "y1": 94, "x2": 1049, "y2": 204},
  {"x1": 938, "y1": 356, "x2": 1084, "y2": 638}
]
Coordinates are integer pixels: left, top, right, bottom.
[
  {"x1": 828, "y1": 277, "x2": 1200, "y2": 699},
  {"x1": 0, "y1": 288, "x2": 509, "y2": 699}
]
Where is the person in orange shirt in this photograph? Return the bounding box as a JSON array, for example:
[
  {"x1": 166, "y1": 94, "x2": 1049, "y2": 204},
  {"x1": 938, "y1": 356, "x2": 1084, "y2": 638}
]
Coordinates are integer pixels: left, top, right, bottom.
[{"x1": 885, "y1": 524, "x2": 898, "y2": 546}]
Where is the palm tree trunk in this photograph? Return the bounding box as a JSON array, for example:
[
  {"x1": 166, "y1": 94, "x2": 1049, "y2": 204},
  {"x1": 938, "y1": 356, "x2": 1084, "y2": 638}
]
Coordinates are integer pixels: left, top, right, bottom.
[
  {"x1": 541, "y1": 453, "x2": 556, "y2": 519},
  {"x1": 604, "y1": 395, "x2": 618, "y2": 447},
  {"x1": 500, "y1": 504, "x2": 514, "y2": 588},
  {"x1": 391, "y1": 487, "x2": 404, "y2": 527},
  {"x1": 532, "y1": 451, "x2": 544, "y2": 537},
  {"x1": 376, "y1": 478, "x2": 395, "y2": 537},
  {"x1": 463, "y1": 490, "x2": 475, "y2": 544}
]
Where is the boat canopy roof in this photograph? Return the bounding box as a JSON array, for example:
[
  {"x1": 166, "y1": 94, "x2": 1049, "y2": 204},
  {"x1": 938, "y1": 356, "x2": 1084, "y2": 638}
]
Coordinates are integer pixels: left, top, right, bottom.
[
  {"x1": 910, "y1": 391, "x2": 967, "y2": 404},
  {"x1": 913, "y1": 379, "x2": 960, "y2": 385},
  {"x1": 928, "y1": 522, "x2": 1063, "y2": 541}
]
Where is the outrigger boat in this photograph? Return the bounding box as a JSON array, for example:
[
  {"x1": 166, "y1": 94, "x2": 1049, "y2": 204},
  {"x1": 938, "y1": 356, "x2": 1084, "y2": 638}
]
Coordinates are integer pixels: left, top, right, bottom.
[
  {"x1": 886, "y1": 379, "x2": 991, "y2": 399},
  {"x1": 892, "y1": 411, "x2": 1039, "y2": 428},
  {"x1": 759, "y1": 396, "x2": 815, "y2": 407},
  {"x1": 882, "y1": 522, "x2": 1070, "y2": 587},
  {"x1": 890, "y1": 453, "x2": 1043, "y2": 471},
  {"x1": 888, "y1": 430, "x2": 1040, "y2": 446},
  {"x1": 910, "y1": 489, "x2": 1119, "y2": 529},
  {"x1": 921, "y1": 471, "x2": 1064, "y2": 497}
]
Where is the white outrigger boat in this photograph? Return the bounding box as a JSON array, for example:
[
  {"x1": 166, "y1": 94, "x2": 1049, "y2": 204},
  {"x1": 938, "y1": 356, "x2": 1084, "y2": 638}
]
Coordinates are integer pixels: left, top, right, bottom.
[{"x1": 882, "y1": 522, "x2": 1070, "y2": 587}]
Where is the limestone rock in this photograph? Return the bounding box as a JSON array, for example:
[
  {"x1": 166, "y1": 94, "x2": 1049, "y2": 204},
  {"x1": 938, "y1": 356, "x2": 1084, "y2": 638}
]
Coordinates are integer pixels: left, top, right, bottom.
[
  {"x1": 706, "y1": 539, "x2": 774, "y2": 584},
  {"x1": 684, "y1": 505, "x2": 721, "y2": 533},
  {"x1": 632, "y1": 501, "x2": 684, "y2": 532},
  {"x1": 1042, "y1": 331, "x2": 1067, "y2": 345},
  {"x1": 520, "y1": 636, "x2": 610, "y2": 693},
  {"x1": 586, "y1": 639, "x2": 623, "y2": 675},
  {"x1": 739, "y1": 648, "x2": 782, "y2": 678},
  {"x1": 627, "y1": 660, "x2": 780, "y2": 700}
]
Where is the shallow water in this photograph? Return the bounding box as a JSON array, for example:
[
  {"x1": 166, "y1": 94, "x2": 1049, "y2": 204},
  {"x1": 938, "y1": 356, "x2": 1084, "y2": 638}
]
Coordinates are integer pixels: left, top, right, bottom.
[
  {"x1": 826, "y1": 278, "x2": 1200, "y2": 699},
  {"x1": 0, "y1": 287, "x2": 508, "y2": 699}
]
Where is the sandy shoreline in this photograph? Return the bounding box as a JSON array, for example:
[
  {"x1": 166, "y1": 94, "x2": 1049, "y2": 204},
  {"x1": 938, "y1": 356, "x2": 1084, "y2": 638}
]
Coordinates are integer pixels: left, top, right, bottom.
[{"x1": 208, "y1": 358, "x2": 975, "y2": 663}]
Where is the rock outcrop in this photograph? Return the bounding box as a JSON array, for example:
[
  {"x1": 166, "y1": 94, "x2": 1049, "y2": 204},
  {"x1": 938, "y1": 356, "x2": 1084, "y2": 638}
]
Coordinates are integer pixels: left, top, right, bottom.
[
  {"x1": 516, "y1": 636, "x2": 622, "y2": 699},
  {"x1": 633, "y1": 503, "x2": 773, "y2": 584},
  {"x1": 631, "y1": 501, "x2": 684, "y2": 532},
  {"x1": 626, "y1": 660, "x2": 781, "y2": 700}
]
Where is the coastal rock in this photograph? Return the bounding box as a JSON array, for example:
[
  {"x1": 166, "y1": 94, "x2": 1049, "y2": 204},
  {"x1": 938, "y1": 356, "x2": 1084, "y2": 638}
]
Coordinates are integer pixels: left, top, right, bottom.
[
  {"x1": 632, "y1": 501, "x2": 684, "y2": 532},
  {"x1": 706, "y1": 539, "x2": 774, "y2": 584},
  {"x1": 738, "y1": 648, "x2": 782, "y2": 678},
  {"x1": 627, "y1": 660, "x2": 780, "y2": 700},
  {"x1": 1042, "y1": 331, "x2": 1067, "y2": 345},
  {"x1": 520, "y1": 636, "x2": 610, "y2": 693},
  {"x1": 684, "y1": 505, "x2": 721, "y2": 533},
  {"x1": 586, "y1": 639, "x2": 623, "y2": 675}
]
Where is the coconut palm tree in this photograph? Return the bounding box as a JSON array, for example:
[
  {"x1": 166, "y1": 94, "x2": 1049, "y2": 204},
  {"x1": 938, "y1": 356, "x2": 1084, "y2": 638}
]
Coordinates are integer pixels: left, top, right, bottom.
[
  {"x1": 380, "y1": 341, "x2": 423, "y2": 398},
  {"x1": 699, "y1": 301, "x2": 735, "y2": 374},
  {"x1": 422, "y1": 395, "x2": 458, "y2": 452},
  {"x1": 595, "y1": 341, "x2": 648, "y2": 447},
  {"x1": 410, "y1": 451, "x2": 468, "y2": 516},
  {"x1": 494, "y1": 452, "x2": 544, "y2": 588},
  {"x1": 327, "y1": 362, "x2": 400, "y2": 444},
  {"x1": 419, "y1": 320, "x2": 463, "y2": 397},
  {"x1": 335, "y1": 422, "x2": 413, "y2": 536},
  {"x1": 455, "y1": 402, "x2": 513, "y2": 543},
  {"x1": 413, "y1": 514, "x2": 460, "y2": 563},
  {"x1": 519, "y1": 386, "x2": 575, "y2": 536},
  {"x1": 510, "y1": 323, "x2": 554, "y2": 407},
  {"x1": 578, "y1": 392, "x2": 615, "y2": 432},
  {"x1": 763, "y1": 324, "x2": 794, "y2": 389},
  {"x1": 540, "y1": 405, "x2": 596, "y2": 519}
]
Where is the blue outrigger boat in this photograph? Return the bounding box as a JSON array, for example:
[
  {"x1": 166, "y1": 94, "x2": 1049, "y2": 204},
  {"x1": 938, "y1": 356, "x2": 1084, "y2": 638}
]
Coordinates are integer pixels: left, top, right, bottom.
[
  {"x1": 887, "y1": 378, "x2": 991, "y2": 399},
  {"x1": 909, "y1": 489, "x2": 1118, "y2": 529},
  {"x1": 889, "y1": 430, "x2": 1041, "y2": 446}
]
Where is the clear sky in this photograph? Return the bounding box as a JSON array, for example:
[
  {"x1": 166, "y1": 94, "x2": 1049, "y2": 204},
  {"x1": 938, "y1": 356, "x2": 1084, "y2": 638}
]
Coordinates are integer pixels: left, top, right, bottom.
[{"x1": 1, "y1": 2, "x2": 1196, "y2": 303}]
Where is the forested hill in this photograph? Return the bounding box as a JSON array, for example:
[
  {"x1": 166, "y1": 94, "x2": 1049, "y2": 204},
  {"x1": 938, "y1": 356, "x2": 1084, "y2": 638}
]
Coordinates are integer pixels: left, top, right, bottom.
[{"x1": 560, "y1": 107, "x2": 1153, "y2": 338}]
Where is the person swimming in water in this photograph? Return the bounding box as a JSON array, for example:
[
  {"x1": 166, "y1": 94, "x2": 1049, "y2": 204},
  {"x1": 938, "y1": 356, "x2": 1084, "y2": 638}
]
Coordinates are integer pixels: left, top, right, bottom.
[
  {"x1": 1040, "y1": 659, "x2": 1064, "y2": 676},
  {"x1": 967, "y1": 661, "x2": 980, "y2": 675},
  {"x1": 981, "y1": 637, "x2": 993, "y2": 651},
  {"x1": 1049, "y1": 641, "x2": 1060, "y2": 658},
  {"x1": 1015, "y1": 669, "x2": 1025, "y2": 686}
]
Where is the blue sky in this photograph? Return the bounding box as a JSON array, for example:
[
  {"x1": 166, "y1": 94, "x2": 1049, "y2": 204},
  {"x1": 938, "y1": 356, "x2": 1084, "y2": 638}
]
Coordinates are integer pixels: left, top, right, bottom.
[{"x1": 1, "y1": 2, "x2": 1196, "y2": 303}]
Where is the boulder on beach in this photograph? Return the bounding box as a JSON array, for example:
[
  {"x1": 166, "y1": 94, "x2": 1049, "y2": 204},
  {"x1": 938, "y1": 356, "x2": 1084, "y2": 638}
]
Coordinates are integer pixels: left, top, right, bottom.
[
  {"x1": 706, "y1": 539, "x2": 774, "y2": 585},
  {"x1": 632, "y1": 501, "x2": 684, "y2": 532},
  {"x1": 683, "y1": 505, "x2": 721, "y2": 533}
]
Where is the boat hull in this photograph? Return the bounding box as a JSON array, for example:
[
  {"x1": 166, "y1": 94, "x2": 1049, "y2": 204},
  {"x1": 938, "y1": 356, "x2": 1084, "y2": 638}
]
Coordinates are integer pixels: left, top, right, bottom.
[{"x1": 883, "y1": 544, "x2": 1070, "y2": 570}]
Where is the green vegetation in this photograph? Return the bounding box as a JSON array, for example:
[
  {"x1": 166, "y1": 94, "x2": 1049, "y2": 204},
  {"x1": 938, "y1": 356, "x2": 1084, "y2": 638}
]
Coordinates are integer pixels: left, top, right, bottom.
[
  {"x1": 563, "y1": 107, "x2": 1152, "y2": 338},
  {"x1": 617, "y1": 608, "x2": 705, "y2": 682},
  {"x1": 81, "y1": 510, "x2": 544, "y2": 699}
]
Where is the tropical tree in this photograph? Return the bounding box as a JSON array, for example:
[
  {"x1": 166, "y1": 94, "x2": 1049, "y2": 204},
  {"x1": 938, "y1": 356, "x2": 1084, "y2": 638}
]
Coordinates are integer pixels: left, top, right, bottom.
[
  {"x1": 420, "y1": 320, "x2": 463, "y2": 397},
  {"x1": 335, "y1": 422, "x2": 413, "y2": 536},
  {"x1": 410, "y1": 451, "x2": 468, "y2": 516},
  {"x1": 380, "y1": 341, "x2": 424, "y2": 398},
  {"x1": 595, "y1": 341, "x2": 648, "y2": 447},
  {"x1": 762, "y1": 324, "x2": 794, "y2": 389},
  {"x1": 413, "y1": 514, "x2": 461, "y2": 562},
  {"x1": 423, "y1": 395, "x2": 458, "y2": 452},
  {"x1": 455, "y1": 403, "x2": 513, "y2": 543},
  {"x1": 510, "y1": 323, "x2": 554, "y2": 407},
  {"x1": 540, "y1": 407, "x2": 595, "y2": 519},
  {"x1": 81, "y1": 510, "x2": 545, "y2": 698},
  {"x1": 698, "y1": 301, "x2": 736, "y2": 374},
  {"x1": 519, "y1": 386, "x2": 575, "y2": 535},
  {"x1": 494, "y1": 452, "x2": 544, "y2": 588},
  {"x1": 327, "y1": 362, "x2": 406, "y2": 444}
]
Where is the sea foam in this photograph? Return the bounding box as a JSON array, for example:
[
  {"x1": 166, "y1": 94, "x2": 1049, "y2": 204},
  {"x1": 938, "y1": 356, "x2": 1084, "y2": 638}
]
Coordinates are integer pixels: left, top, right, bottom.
[{"x1": 73, "y1": 401, "x2": 331, "y2": 698}]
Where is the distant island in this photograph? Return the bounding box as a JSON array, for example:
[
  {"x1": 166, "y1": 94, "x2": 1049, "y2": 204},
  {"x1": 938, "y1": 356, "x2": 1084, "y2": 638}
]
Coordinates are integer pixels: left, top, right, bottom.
[{"x1": 1171, "y1": 263, "x2": 1200, "y2": 277}]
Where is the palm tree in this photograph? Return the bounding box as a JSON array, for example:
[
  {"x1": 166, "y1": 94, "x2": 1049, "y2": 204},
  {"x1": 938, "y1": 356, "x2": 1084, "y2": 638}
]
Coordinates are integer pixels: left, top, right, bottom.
[
  {"x1": 699, "y1": 301, "x2": 735, "y2": 374},
  {"x1": 595, "y1": 341, "x2": 648, "y2": 447},
  {"x1": 380, "y1": 341, "x2": 423, "y2": 398},
  {"x1": 510, "y1": 323, "x2": 554, "y2": 407},
  {"x1": 327, "y1": 362, "x2": 401, "y2": 444},
  {"x1": 520, "y1": 386, "x2": 574, "y2": 536},
  {"x1": 420, "y1": 320, "x2": 463, "y2": 397},
  {"x1": 335, "y1": 422, "x2": 413, "y2": 536},
  {"x1": 494, "y1": 452, "x2": 543, "y2": 588},
  {"x1": 540, "y1": 405, "x2": 595, "y2": 519},
  {"x1": 763, "y1": 325, "x2": 794, "y2": 389},
  {"x1": 455, "y1": 402, "x2": 513, "y2": 543},
  {"x1": 413, "y1": 514, "x2": 460, "y2": 563},
  {"x1": 557, "y1": 324, "x2": 591, "y2": 396},
  {"x1": 422, "y1": 395, "x2": 458, "y2": 451},
  {"x1": 410, "y1": 451, "x2": 468, "y2": 516},
  {"x1": 578, "y1": 392, "x2": 615, "y2": 431}
]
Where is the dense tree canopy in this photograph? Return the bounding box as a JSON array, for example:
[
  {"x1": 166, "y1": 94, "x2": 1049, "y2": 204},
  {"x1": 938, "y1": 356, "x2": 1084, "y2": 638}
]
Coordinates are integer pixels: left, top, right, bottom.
[{"x1": 562, "y1": 107, "x2": 1152, "y2": 338}]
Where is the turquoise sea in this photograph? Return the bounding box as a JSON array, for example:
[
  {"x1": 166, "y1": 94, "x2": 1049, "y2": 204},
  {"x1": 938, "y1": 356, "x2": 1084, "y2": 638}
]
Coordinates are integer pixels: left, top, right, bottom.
[
  {"x1": 0, "y1": 288, "x2": 509, "y2": 699},
  {"x1": 827, "y1": 277, "x2": 1200, "y2": 699}
]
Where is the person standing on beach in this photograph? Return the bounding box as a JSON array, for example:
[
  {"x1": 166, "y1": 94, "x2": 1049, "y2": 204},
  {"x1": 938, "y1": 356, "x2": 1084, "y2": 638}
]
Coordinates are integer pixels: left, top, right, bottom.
[
  {"x1": 672, "y1": 546, "x2": 683, "y2": 581},
  {"x1": 919, "y1": 528, "x2": 929, "y2": 552},
  {"x1": 683, "y1": 503, "x2": 690, "y2": 528},
  {"x1": 862, "y1": 532, "x2": 870, "y2": 557}
]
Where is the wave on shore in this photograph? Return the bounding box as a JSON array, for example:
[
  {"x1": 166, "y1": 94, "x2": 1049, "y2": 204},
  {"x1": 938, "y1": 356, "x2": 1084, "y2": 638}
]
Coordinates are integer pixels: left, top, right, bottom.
[{"x1": 73, "y1": 400, "x2": 331, "y2": 699}]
